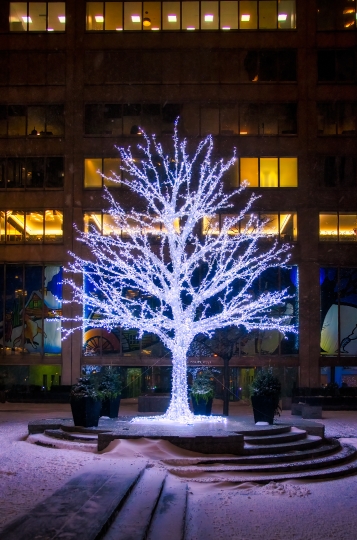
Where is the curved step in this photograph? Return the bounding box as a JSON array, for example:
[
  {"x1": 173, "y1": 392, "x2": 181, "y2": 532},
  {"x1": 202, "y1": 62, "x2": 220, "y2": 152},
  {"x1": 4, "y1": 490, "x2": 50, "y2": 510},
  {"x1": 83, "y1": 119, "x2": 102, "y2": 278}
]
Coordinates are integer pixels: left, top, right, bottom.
[
  {"x1": 243, "y1": 434, "x2": 323, "y2": 455},
  {"x1": 27, "y1": 433, "x2": 97, "y2": 452},
  {"x1": 44, "y1": 428, "x2": 98, "y2": 443},
  {"x1": 162, "y1": 438, "x2": 342, "y2": 466},
  {"x1": 166, "y1": 444, "x2": 357, "y2": 483},
  {"x1": 233, "y1": 425, "x2": 293, "y2": 437},
  {"x1": 244, "y1": 427, "x2": 307, "y2": 445},
  {"x1": 166, "y1": 444, "x2": 357, "y2": 475}
]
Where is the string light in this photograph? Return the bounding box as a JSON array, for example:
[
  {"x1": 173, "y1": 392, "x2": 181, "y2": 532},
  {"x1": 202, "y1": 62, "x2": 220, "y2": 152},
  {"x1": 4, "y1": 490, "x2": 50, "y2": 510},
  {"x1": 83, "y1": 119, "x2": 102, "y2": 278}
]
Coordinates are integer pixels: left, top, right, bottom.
[{"x1": 65, "y1": 121, "x2": 296, "y2": 423}]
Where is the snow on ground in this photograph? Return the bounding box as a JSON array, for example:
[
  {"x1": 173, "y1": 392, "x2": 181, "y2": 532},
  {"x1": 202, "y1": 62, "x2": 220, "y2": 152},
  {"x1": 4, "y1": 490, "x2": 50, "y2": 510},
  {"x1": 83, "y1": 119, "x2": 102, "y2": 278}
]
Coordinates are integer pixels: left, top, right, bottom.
[{"x1": 1, "y1": 400, "x2": 357, "y2": 539}]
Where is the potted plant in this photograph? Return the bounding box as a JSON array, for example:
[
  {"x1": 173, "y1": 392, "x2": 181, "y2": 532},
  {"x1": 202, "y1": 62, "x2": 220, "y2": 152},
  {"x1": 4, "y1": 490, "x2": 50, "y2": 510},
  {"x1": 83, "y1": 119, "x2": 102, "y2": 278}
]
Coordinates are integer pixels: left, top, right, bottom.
[
  {"x1": 70, "y1": 376, "x2": 102, "y2": 428},
  {"x1": 98, "y1": 367, "x2": 122, "y2": 418},
  {"x1": 250, "y1": 368, "x2": 281, "y2": 425},
  {"x1": 190, "y1": 370, "x2": 215, "y2": 415}
]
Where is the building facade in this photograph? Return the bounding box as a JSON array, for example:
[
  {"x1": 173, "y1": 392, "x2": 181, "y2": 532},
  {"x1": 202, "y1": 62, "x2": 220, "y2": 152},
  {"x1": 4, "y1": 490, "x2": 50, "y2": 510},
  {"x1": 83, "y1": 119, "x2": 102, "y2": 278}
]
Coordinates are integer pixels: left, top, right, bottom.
[{"x1": 0, "y1": 0, "x2": 357, "y2": 397}]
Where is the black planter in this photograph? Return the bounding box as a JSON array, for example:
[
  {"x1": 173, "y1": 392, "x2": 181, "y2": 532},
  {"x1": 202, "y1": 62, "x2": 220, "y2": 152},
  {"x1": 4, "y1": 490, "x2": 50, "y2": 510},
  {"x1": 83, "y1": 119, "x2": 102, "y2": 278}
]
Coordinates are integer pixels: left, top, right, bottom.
[
  {"x1": 192, "y1": 396, "x2": 213, "y2": 416},
  {"x1": 100, "y1": 396, "x2": 121, "y2": 418},
  {"x1": 251, "y1": 395, "x2": 279, "y2": 425},
  {"x1": 70, "y1": 396, "x2": 102, "y2": 427}
]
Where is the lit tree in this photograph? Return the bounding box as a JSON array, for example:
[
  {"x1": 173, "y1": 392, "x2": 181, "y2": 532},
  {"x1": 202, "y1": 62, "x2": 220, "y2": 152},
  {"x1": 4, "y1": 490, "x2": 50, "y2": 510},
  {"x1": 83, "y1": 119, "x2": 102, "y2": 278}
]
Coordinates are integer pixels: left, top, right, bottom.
[{"x1": 67, "y1": 126, "x2": 295, "y2": 422}]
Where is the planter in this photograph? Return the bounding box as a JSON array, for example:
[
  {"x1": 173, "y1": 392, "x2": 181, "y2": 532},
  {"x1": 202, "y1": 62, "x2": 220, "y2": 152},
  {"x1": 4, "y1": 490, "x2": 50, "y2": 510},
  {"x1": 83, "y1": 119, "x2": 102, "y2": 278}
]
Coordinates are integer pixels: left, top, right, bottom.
[
  {"x1": 251, "y1": 395, "x2": 279, "y2": 425},
  {"x1": 70, "y1": 396, "x2": 102, "y2": 427},
  {"x1": 100, "y1": 396, "x2": 121, "y2": 418},
  {"x1": 192, "y1": 396, "x2": 213, "y2": 416}
]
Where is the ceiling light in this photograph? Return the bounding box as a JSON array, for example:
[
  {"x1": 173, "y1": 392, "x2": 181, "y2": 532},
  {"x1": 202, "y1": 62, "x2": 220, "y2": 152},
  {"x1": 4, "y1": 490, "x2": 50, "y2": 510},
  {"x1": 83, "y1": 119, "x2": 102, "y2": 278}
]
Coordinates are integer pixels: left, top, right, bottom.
[
  {"x1": 47, "y1": 28, "x2": 54, "y2": 31},
  {"x1": 143, "y1": 17, "x2": 151, "y2": 27},
  {"x1": 58, "y1": 16, "x2": 66, "y2": 23},
  {"x1": 343, "y1": 9, "x2": 355, "y2": 14},
  {"x1": 131, "y1": 15, "x2": 141, "y2": 23},
  {"x1": 241, "y1": 14, "x2": 250, "y2": 22},
  {"x1": 22, "y1": 16, "x2": 32, "y2": 23},
  {"x1": 168, "y1": 14, "x2": 177, "y2": 22},
  {"x1": 116, "y1": 27, "x2": 123, "y2": 30},
  {"x1": 95, "y1": 15, "x2": 104, "y2": 23},
  {"x1": 204, "y1": 14, "x2": 214, "y2": 22},
  {"x1": 278, "y1": 13, "x2": 287, "y2": 21},
  {"x1": 187, "y1": 27, "x2": 195, "y2": 30},
  {"x1": 152, "y1": 27, "x2": 160, "y2": 30},
  {"x1": 222, "y1": 26, "x2": 230, "y2": 30}
]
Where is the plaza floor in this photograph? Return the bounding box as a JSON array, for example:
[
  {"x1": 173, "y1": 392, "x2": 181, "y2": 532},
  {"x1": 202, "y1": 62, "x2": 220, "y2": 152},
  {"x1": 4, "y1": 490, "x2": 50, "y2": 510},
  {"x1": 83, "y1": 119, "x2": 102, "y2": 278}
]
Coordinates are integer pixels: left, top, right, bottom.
[{"x1": 1, "y1": 400, "x2": 357, "y2": 539}]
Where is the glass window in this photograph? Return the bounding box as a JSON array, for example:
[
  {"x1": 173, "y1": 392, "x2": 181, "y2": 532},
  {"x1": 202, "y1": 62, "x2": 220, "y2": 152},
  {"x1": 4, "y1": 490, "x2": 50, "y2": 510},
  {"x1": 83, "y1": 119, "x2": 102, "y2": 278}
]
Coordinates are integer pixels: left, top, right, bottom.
[
  {"x1": 220, "y1": 104, "x2": 239, "y2": 135},
  {"x1": 86, "y1": 2, "x2": 104, "y2": 30},
  {"x1": 106, "y1": 1, "x2": 123, "y2": 30},
  {"x1": 239, "y1": 1, "x2": 257, "y2": 29},
  {"x1": 260, "y1": 157, "x2": 278, "y2": 187},
  {"x1": 84, "y1": 158, "x2": 102, "y2": 187},
  {"x1": 123, "y1": 104, "x2": 142, "y2": 135},
  {"x1": 279, "y1": 157, "x2": 297, "y2": 187},
  {"x1": 338, "y1": 102, "x2": 356, "y2": 135},
  {"x1": 25, "y1": 210, "x2": 43, "y2": 243},
  {"x1": 278, "y1": 103, "x2": 297, "y2": 135},
  {"x1": 29, "y1": 3, "x2": 47, "y2": 31},
  {"x1": 44, "y1": 210, "x2": 63, "y2": 242},
  {"x1": 103, "y1": 158, "x2": 121, "y2": 187},
  {"x1": 201, "y1": 1, "x2": 219, "y2": 29},
  {"x1": 317, "y1": 103, "x2": 337, "y2": 136},
  {"x1": 7, "y1": 158, "x2": 26, "y2": 188},
  {"x1": 239, "y1": 103, "x2": 259, "y2": 134},
  {"x1": 319, "y1": 213, "x2": 338, "y2": 241},
  {"x1": 26, "y1": 158, "x2": 45, "y2": 188},
  {"x1": 0, "y1": 160, "x2": 5, "y2": 189},
  {"x1": 10, "y1": 2, "x2": 27, "y2": 31},
  {"x1": 0, "y1": 211, "x2": 5, "y2": 241},
  {"x1": 6, "y1": 210, "x2": 25, "y2": 243},
  {"x1": 259, "y1": 50, "x2": 277, "y2": 81},
  {"x1": 278, "y1": 0, "x2": 296, "y2": 29},
  {"x1": 259, "y1": 0, "x2": 276, "y2": 29},
  {"x1": 261, "y1": 213, "x2": 279, "y2": 237},
  {"x1": 45, "y1": 104, "x2": 64, "y2": 136},
  {"x1": 278, "y1": 49, "x2": 296, "y2": 80},
  {"x1": 202, "y1": 215, "x2": 220, "y2": 235},
  {"x1": 223, "y1": 159, "x2": 239, "y2": 188},
  {"x1": 28, "y1": 106, "x2": 45, "y2": 135},
  {"x1": 48, "y1": 2, "x2": 66, "y2": 31},
  {"x1": 85, "y1": 104, "x2": 103, "y2": 134},
  {"x1": 181, "y1": 104, "x2": 200, "y2": 135},
  {"x1": 103, "y1": 104, "x2": 122, "y2": 135},
  {"x1": 318, "y1": 51, "x2": 336, "y2": 82},
  {"x1": 339, "y1": 214, "x2": 357, "y2": 241},
  {"x1": 201, "y1": 105, "x2": 219, "y2": 135},
  {"x1": 0, "y1": 106, "x2": 7, "y2": 136},
  {"x1": 162, "y1": 1, "x2": 180, "y2": 29},
  {"x1": 280, "y1": 213, "x2": 297, "y2": 241},
  {"x1": 220, "y1": 1, "x2": 238, "y2": 29},
  {"x1": 8, "y1": 106, "x2": 26, "y2": 136},
  {"x1": 143, "y1": 2, "x2": 161, "y2": 30},
  {"x1": 46, "y1": 157, "x2": 64, "y2": 188},
  {"x1": 162, "y1": 104, "x2": 181, "y2": 133},
  {"x1": 84, "y1": 212, "x2": 102, "y2": 233},
  {"x1": 124, "y1": 1, "x2": 143, "y2": 30},
  {"x1": 182, "y1": 1, "x2": 199, "y2": 30},
  {"x1": 141, "y1": 104, "x2": 161, "y2": 133},
  {"x1": 240, "y1": 157, "x2": 258, "y2": 186},
  {"x1": 260, "y1": 104, "x2": 278, "y2": 135}
]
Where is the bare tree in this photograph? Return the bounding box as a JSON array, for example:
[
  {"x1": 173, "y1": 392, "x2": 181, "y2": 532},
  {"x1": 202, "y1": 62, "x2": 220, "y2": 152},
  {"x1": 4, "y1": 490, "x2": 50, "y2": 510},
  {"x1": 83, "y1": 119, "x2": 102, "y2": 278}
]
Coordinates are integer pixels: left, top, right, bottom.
[{"x1": 66, "y1": 126, "x2": 295, "y2": 422}]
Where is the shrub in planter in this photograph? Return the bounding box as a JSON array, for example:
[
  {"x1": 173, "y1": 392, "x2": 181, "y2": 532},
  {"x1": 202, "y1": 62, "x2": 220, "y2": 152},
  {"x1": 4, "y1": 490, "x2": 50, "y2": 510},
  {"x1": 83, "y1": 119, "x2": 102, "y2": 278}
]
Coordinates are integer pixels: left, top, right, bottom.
[
  {"x1": 191, "y1": 370, "x2": 215, "y2": 416},
  {"x1": 250, "y1": 368, "x2": 281, "y2": 424},
  {"x1": 70, "y1": 376, "x2": 101, "y2": 428},
  {"x1": 98, "y1": 367, "x2": 122, "y2": 418}
]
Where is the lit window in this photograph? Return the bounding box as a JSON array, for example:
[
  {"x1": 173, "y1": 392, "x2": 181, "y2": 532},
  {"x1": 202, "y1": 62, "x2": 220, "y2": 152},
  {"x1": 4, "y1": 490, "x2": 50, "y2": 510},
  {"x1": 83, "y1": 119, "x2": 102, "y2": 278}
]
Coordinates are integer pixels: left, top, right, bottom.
[
  {"x1": 84, "y1": 158, "x2": 121, "y2": 188},
  {"x1": 202, "y1": 212, "x2": 297, "y2": 240},
  {"x1": 239, "y1": 157, "x2": 298, "y2": 187},
  {"x1": 320, "y1": 213, "x2": 357, "y2": 242},
  {"x1": 10, "y1": 2, "x2": 66, "y2": 32},
  {"x1": 0, "y1": 209, "x2": 63, "y2": 243}
]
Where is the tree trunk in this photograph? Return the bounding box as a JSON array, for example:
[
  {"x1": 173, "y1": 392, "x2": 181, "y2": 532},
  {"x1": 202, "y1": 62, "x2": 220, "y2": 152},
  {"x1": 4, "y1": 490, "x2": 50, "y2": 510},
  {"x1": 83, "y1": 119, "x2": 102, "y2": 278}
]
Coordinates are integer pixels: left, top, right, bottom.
[
  {"x1": 165, "y1": 347, "x2": 193, "y2": 421},
  {"x1": 223, "y1": 357, "x2": 230, "y2": 416}
]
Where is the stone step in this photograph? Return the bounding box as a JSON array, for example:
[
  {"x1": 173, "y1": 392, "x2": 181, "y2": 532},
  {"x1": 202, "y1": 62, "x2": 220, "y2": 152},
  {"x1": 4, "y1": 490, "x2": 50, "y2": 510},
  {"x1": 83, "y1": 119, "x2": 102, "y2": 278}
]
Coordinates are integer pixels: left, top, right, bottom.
[
  {"x1": 0, "y1": 463, "x2": 147, "y2": 540},
  {"x1": 103, "y1": 468, "x2": 167, "y2": 540},
  {"x1": 166, "y1": 443, "x2": 357, "y2": 475},
  {"x1": 244, "y1": 427, "x2": 307, "y2": 445},
  {"x1": 233, "y1": 425, "x2": 293, "y2": 437},
  {"x1": 27, "y1": 432, "x2": 98, "y2": 452},
  {"x1": 146, "y1": 476, "x2": 188, "y2": 540},
  {"x1": 243, "y1": 434, "x2": 323, "y2": 455},
  {"x1": 44, "y1": 428, "x2": 99, "y2": 443},
  {"x1": 162, "y1": 439, "x2": 342, "y2": 467}
]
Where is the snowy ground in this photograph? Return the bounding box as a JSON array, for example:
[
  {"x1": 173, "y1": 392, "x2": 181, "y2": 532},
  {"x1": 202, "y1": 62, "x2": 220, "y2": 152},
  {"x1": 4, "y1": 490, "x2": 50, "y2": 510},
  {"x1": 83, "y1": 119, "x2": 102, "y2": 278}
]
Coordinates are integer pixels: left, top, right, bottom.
[{"x1": 1, "y1": 400, "x2": 357, "y2": 539}]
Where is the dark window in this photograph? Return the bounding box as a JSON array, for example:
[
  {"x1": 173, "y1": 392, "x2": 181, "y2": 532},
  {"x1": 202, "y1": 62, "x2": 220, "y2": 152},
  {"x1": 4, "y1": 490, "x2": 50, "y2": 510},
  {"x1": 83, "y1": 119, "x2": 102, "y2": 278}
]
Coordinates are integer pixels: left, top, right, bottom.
[
  {"x1": 278, "y1": 50, "x2": 296, "y2": 81},
  {"x1": 317, "y1": 156, "x2": 356, "y2": 187},
  {"x1": 46, "y1": 158, "x2": 64, "y2": 188},
  {"x1": 318, "y1": 51, "x2": 336, "y2": 81},
  {"x1": 7, "y1": 158, "x2": 26, "y2": 188},
  {"x1": 26, "y1": 158, "x2": 45, "y2": 188}
]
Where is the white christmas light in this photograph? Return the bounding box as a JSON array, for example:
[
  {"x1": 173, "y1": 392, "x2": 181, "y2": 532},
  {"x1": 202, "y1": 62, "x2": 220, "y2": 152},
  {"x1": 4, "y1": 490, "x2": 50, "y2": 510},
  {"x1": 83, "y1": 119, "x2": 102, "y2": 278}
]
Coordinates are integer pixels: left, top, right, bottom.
[{"x1": 65, "y1": 122, "x2": 296, "y2": 423}]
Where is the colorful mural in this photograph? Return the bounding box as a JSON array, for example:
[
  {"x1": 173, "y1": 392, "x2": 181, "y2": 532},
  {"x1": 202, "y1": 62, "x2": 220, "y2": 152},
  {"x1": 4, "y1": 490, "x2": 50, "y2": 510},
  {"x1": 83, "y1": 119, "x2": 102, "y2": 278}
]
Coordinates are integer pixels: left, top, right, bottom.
[
  {"x1": 321, "y1": 267, "x2": 357, "y2": 356},
  {"x1": 0, "y1": 265, "x2": 62, "y2": 355}
]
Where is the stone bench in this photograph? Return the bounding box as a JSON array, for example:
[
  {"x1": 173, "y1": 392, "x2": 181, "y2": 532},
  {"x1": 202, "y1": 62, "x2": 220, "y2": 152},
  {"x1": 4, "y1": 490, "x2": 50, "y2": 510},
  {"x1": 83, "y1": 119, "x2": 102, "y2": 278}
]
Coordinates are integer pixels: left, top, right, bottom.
[
  {"x1": 138, "y1": 394, "x2": 171, "y2": 412},
  {"x1": 302, "y1": 405, "x2": 322, "y2": 419}
]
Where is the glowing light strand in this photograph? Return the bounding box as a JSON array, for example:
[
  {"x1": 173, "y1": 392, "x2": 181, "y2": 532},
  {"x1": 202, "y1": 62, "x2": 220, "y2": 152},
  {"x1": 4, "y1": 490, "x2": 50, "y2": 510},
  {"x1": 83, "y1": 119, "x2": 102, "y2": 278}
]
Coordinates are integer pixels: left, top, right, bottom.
[{"x1": 65, "y1": 123, "x2": 296, "y2": 423}]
